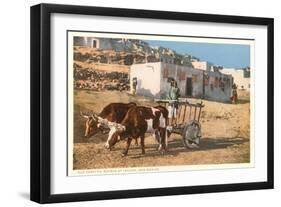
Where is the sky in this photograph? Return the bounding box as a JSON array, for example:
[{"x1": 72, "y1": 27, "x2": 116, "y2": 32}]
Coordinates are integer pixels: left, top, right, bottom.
[{"x1": 145, "y1": 40, "x2": 250, "y2": 68}]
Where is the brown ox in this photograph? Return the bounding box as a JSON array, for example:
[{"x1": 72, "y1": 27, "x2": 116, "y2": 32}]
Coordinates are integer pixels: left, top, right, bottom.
[
  {"x1": 106, "y1": 105, "x2": 169, "y2": 156},
  {"x1": 81, "y1": 103, "x2": 137, "y2": 145}
]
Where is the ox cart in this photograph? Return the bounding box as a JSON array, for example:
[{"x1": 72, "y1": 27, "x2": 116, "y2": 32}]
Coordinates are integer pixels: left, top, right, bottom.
[{"x1": 155, "y1": 99, "x2": 204, "y2": 149}]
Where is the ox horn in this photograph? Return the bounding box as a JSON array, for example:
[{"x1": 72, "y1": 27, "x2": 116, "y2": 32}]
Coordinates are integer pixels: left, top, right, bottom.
[
  {"x1": 90, "y1": 112, "x2": 99, "y2": 121},
  {"x1": 80, "y1": 111, "x2": 89, "y2": 119}
]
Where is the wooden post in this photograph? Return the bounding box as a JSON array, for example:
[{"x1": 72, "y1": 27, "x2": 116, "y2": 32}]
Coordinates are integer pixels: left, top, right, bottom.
[
  {"x1": 189, "y1": 105, "x2": 192, "y2": 121},
  {"x1": 194, "y1": 106, "x2": 197, "y2": 120},
  {"x1": 182, "y1": 100, "x2": 187, "y2": 123},
  {"x1": 176, "y1": 104, "x2": 182, "y2": 124},
  {"x1": 198, "y1": 106, "x2": 202, "y2": 122},
  {"x1": 197, "y1": 101, "x2": 203, "y2": 122}
]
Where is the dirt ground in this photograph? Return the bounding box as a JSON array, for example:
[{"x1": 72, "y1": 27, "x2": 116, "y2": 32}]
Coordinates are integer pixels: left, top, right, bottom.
[{"x1": 73, "y1": 90, "x2": 250, "y2": 170}]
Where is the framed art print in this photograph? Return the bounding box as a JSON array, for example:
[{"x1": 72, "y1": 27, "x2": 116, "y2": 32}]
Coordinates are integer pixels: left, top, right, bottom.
[{"x1": 30, "y1": 3, "x2": 274, "y2": 203}]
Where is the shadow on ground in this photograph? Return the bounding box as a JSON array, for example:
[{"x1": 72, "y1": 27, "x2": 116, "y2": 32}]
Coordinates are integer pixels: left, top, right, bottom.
[{"x1": 129, "y1": 137, "x2": 248, "y2": 159}]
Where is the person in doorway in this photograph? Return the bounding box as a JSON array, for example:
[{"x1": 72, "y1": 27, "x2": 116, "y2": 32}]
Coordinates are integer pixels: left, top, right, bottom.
[{"x1": 166, "y1": 79, "x2": 180, "y2": 128}]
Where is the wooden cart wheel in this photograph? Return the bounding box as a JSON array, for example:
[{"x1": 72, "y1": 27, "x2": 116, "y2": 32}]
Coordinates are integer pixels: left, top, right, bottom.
[{"x1": 182, "y1": 120, "x2": 201, "y2": 149}]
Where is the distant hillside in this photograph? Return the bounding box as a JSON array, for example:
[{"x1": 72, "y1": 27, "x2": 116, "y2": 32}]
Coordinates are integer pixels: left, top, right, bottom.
[{"x1": 73, "y1": 38, "x2": 197, "y2": 67}]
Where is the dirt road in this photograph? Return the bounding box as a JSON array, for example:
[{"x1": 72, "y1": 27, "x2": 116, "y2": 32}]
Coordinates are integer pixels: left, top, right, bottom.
[{"x1": 73, "y1": 90, "x2": 250, "y2": 170}]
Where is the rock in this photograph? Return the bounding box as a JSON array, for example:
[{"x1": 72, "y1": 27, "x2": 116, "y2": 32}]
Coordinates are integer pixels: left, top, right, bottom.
[{"x1": 74, "y1": 68, "x2": 129, "y2": 91}]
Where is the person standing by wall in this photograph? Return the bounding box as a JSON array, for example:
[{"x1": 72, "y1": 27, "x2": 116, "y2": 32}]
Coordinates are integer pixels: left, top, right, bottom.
[
  {"x1": 231, "y1": 83, "x2": 238, "y2": 104},
  {"x1": 132, "y1": 77, "x2": 138, "y2": 95},
  {"x1": 167, "y1": 79, "x2": 180, "y2": 127}
]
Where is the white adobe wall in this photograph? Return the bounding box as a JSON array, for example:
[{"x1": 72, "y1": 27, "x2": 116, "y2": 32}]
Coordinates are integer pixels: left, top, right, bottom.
[
  {"x1": 81, "y1": 37, "x2": 99, "y2": 47},
  {"x1": 159, "y1": 63, "x2": 232, "y2": 102},
  {"x1": 130, "y1": 62, "x2": 162, "y2": 97},
  {"x1": 79, "y1": 37, "x2": 113, "y2": 49},
  {"x1": 204, "y1": 72, "x2": 233, "y2": 102},
  {"x1": 159, "y1": 63, "x2": 204, "y2": 99},
  {"x1": 131, "y1": 62, "x2": 233, "y2": 102},
  {"x1": 191, "y1": 61, "x2": 212, "y2": 71},
  {"x1": 192, "y1": 61, "x2": 207, "y2": 70},
  {"x1": 221, "y1": 68, "x2": 250, "y2": 91}
]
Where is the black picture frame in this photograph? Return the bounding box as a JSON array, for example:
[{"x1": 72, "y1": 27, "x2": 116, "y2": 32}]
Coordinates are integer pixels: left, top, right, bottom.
[{"x1": 30, "y1": 3, "x2": 274, "y2": 204}]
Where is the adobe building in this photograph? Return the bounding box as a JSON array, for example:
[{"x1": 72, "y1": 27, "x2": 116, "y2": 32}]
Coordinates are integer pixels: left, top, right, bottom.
[
  {"x1": 220, "y1": 68, "x2": 250, "y2": 91},
  {"x1": 73, "y1": 36, "x2": 114, "y2": 50},
  {"x1": 130, "y1": 62, "x2": 233, "y2": 102},
  {"x1": 191, "y1": 61, "x2": 213, "y2": 71}
]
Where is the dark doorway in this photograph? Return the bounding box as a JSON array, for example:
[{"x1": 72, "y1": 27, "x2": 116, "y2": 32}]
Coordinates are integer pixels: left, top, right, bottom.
[
  {"x1": 185, "y1": 77, "x2": 192, "y2": 96},
  {"x1": 92, "y1": 40, "x2": 97, "y2": 48}
]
